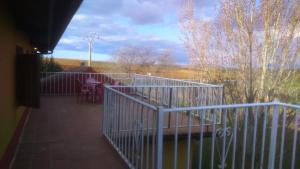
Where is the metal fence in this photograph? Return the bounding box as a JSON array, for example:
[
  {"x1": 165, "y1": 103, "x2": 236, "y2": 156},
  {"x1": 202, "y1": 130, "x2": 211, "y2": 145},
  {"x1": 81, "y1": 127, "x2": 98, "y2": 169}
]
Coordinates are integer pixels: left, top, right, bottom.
[
  {"x1": 103, "y1": 86, "x2": 158, "y2": 169},
  {"x1": 108, "y1": 85, "x2": 223, "y2": 124},
  {"x1": 160, "y1": 103, "x2": 300, "y2": 169},
  {"x1": 103, "y1": 85, "x2": 300, "y2": 169},
  {"x1": 40, "y1": 72, "x2": 133, "y2": 96},
  {"x1": 133, "y1": 74, "x2": 222, "y2": 87},
  {"x1": 40, "y1": 72, "x2": 222, "y2": 96}
]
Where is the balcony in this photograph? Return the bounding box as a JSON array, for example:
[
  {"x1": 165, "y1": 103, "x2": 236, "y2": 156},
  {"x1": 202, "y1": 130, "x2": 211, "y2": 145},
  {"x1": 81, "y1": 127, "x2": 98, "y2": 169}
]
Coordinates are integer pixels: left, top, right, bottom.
[{"x1": 12, "y1": 72, "x2": 300, "y2": 169}]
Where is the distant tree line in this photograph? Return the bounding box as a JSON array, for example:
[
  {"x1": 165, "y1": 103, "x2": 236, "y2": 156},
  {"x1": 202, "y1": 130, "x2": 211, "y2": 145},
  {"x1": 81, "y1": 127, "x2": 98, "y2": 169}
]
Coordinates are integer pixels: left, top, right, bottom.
[
  {"x1": 40, "y1": 55, "x2": 62, "y2": 72},
  {"x1": 113, "y1": 45, "x2": 177, "y2": 74}
]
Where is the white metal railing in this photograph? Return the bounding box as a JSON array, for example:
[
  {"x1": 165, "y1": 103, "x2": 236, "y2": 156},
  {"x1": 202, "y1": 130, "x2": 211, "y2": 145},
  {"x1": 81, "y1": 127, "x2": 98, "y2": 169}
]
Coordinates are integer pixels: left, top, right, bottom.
[
  {"x1": 160, "y1": 103, "x2": 300, "y2": 169},
  {"x1": 40, "y1": 72, "x2": 133, "y2": 96},
  {"x1": 40, "y1": 72, "x2": 222, "y2": 96},
  {"x1": 108, "y1": 85, "x2": 223, "y2": 124},
  {"x1": 103, "y1": 85, "x2": 300, "y2": 169},
  {"x1": 133, "y1": 74, "x2": 222, "y2": 87},
  {"x1": 103, "y1": 86, "x2": 158, "y2": 169}
]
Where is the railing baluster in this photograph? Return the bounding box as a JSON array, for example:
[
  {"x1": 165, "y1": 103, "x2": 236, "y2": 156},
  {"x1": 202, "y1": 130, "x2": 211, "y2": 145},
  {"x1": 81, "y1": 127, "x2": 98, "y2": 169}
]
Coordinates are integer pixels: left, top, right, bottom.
[
  {"x1": 146, "y1": 108, "x2": 150, "y2": 169},
  {"x1": 231, "y1": 108, "x2": 238, "y2": 169},
  {"x1": 156, "y1": 107, "x2": 164, "y2": 169},
  {"x1": 241, "y1": 108, "x2": 249, "y2": 169},
  {"x1": 124, "y1": 97, "x2": 128, "y2": 160},
  {"x1": 260, "y1": 106, "x2": 268, "y2": 169},
  {"x1": 211, "y1": 109, "x2": 216, "y2": 169},
  {"x1": 221, "y1": 109, "x2": 227, "y2": 169},
  {"x1": 151, "y1": 109, "x2": 156, "y2": 169},
  {"x1": 173, "y1": 111, "x2": 179, "y2": 169},
  {"x1": 140, "y1": 105, "x2": 145, "y2": 169},
  {"x1": 268, "y1": 104, "x2": 279, "y2": 169},
  {"x1": 279, "y1": 107, "x2": 287, "y2": 169},
  {"x1": 291, "y1": 110, "x2": 298, "y2": 169},
  {"x1": 198, "y1": 110, "x2": 204, "y2": 169},
  {"x1": 186, "y1": 110, "x2": 192, "y2": 169}
]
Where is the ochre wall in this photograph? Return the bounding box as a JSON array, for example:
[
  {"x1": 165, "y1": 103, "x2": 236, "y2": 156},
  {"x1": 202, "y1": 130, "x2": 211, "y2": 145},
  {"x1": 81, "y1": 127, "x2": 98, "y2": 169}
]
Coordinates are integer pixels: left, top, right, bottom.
[{"x1": 0, "y1": 6, "x2": 33, "y2": 158}]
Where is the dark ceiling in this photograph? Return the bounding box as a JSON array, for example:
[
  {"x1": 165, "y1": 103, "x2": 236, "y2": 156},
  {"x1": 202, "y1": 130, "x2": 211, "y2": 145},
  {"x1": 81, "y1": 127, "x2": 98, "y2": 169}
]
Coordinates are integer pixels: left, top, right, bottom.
[{"x1": 8, "y1": 0, "x2": 83, "y2": 54}]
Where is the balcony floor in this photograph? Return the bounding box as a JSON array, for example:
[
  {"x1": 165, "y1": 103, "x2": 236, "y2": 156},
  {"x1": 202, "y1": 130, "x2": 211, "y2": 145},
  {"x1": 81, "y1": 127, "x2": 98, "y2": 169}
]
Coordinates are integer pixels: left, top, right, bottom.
[{"x1": 12, "y1": 96, "x2": 128, "y2": 169}]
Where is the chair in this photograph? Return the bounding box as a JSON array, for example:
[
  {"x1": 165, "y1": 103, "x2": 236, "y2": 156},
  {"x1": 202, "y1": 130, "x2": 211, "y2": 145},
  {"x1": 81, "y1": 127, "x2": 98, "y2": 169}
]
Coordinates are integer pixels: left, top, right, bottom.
[
  {"x1": 94, "y1": 84, "x2": 104, "y2": 103},
  {"x1": 75, "y1": 79, "x2": 91, "y2": 103}
]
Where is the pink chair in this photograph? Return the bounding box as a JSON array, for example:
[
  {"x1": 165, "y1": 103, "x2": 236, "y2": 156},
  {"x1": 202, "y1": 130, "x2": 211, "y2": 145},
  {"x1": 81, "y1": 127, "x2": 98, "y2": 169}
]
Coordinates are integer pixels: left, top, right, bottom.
[
  {"x1": 93, "y1": 84, "x2": 104, "y2": 103},
  {"x1": 76, "y1": 79, "x2": 91, "y2": 103}
]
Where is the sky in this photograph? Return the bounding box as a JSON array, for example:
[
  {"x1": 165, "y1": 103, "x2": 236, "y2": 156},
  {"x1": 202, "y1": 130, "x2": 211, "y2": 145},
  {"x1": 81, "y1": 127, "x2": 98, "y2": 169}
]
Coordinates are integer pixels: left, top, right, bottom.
[{"x1": 53, "y1": 0, "x2": 217, "y2": 64}]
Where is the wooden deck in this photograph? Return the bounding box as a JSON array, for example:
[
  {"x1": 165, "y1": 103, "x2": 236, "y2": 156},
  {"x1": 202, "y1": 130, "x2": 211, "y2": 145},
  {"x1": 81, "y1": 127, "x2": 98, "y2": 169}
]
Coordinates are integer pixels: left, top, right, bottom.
[{"x1": 12, "y1": 96, "x2": 128, "y2": 169}]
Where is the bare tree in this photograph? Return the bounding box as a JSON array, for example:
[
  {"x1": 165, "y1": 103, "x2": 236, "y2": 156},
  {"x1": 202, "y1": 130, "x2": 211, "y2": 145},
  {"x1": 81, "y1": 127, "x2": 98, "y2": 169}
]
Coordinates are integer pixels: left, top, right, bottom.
[
  {"x1": 155, "y1": 48, "x2": 177, "y2": 75},
  {"x1": 157, "y1": 49, "x2": 176, "y2": 66},
  {"x1": 113, "y1": 45, "x2": 156, "y2": 73},
  {"x1": 257, "y1": 0, "x2": 300, "y2": 101},
  {"x1": 113, "y1": 46, "x2": 135, "y2": 73},
  {"x1": 180, "y1": 0, "x2": 300, "y2": 103},
  {"x1": 181, "y1": 2, "x2": 300, "y2": 168}
]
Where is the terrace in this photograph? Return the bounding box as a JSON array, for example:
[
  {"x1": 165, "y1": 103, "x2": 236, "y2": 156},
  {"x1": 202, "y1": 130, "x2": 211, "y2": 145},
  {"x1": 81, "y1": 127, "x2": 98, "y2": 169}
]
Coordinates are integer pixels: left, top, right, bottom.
[
  {"x1": 11, "y1": 96, "x2": 127, "y2": 169},
  {"x1": 11, "y1": 71, "x2": 300, "y2": 169},
  {"x1": 2, "y1": 0, "x2": 300, "y2": 168}
]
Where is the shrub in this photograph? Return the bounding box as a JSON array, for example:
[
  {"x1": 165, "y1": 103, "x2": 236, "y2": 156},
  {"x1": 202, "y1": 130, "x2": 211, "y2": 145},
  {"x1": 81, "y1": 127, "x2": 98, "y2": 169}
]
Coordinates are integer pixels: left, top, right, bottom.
[{"x1": 40, "y1": 55, "x2": 62, "y2": 72}]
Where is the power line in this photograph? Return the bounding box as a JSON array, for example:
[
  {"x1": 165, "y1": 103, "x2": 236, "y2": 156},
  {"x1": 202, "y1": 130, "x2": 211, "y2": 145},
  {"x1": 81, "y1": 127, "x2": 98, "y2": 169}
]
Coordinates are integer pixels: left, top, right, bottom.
[{"x1": 84, "y1": 32, "x2": 100, "y2": 67}]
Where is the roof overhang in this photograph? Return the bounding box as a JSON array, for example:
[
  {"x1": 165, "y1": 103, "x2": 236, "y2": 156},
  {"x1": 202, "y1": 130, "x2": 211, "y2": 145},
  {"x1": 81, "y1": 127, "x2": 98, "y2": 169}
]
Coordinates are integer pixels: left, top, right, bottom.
[{"x1": 8, "y1": 0, "x2": 83, "y2": 54}]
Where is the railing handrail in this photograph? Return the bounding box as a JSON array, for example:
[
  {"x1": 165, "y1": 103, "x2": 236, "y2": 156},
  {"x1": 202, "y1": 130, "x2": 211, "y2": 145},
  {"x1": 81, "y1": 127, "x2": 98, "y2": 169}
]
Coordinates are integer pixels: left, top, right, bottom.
[
  {"x1": 104, "y1": 85, "x2": 157, "y2": 110},
  {"x1": 161, "y1": 101, "x2": 300, "y2": 113},
  {"x1": 41, "y1": 71, "x2": 131, "y2": 74},
  {"x1": 133, "y1": 73, "x2": 223, "y2": 87},
  {"x1": 107, "y1": 85, "x2": 223, "y2": 88},
  {"x1": 277, "y1": 102, "x2": 300, "y2": 109}
]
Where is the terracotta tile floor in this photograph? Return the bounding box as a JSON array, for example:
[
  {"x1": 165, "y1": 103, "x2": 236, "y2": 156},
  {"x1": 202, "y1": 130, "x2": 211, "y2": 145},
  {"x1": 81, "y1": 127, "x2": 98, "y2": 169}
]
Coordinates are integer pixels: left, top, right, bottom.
[{"x1": 12, "y1": 96, "x2": 128, "y2": 169}]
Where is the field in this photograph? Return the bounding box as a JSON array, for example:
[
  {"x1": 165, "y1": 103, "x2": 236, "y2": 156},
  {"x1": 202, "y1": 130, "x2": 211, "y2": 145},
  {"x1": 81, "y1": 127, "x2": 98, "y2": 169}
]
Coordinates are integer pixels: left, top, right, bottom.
[{"x1": 53, "y1": 58, "x2": 201, "y2": 79}]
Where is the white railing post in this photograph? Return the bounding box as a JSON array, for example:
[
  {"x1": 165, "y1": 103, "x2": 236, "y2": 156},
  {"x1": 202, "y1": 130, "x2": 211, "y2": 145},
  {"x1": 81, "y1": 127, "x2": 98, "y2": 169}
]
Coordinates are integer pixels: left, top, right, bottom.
[
  {"x1": 156, "y1": 107, "x2": 164, "y2": 169},
  {"x1": 291, "y1": 109, "x2": 298, "y2": 169},
  {"x1": 102, "y1": 87, "x2": 107, "y2": 135},
  {"x1": 268, "y1": 103, "x2": 279, "y2": 169}
]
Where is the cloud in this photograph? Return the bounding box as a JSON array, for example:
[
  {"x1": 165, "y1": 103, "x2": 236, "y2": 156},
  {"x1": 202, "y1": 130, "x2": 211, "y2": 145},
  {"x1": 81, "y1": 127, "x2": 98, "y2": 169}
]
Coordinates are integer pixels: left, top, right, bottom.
[
  {"x1": 59, "y1": 35, "x2": 86, "y2": 45},
  {"x1": 60, "y1": 38, "x2": 76, "y2": 45},
  {"x1": 72, "y1": 0, "x2": 217, "y2": 25},
  {"x1": 72, "y1": 14, "x2": 87, "y2": 21},
  {"x1": 120, "y1": 0, "x2": 164, "y2": 24},
  {"x1": 55, "y1": 0, "x2": 218, "y2": 63},
  {"x1": 75, "y1": 0, "x2": 171, "y2": 24},
  {"x1": 102, "y1": 35, "x2": 130, "y2": 42},
  {"x1": 79, "y1": 0, "x2": 123, "y2": 15}
]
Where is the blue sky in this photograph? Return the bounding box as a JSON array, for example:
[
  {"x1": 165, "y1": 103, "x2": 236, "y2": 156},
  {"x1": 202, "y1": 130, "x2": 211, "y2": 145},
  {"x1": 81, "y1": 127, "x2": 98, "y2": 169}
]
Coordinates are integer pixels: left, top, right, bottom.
[{"x1": 53, "y1": 0, "x2": 217, "y2": 64}]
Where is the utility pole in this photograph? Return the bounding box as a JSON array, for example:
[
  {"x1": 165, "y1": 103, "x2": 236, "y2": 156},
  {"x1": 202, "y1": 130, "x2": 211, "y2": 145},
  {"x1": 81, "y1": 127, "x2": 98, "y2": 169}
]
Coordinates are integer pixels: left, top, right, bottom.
[{"x1": 84, "y1": 32, "x2": 100, "y2": 67}]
